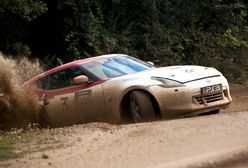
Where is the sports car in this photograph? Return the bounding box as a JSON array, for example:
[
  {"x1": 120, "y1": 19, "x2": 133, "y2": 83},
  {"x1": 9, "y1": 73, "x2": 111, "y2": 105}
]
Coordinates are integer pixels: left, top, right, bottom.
[{"x1": 24, "y1": 54, "x2": 232, "y2": 126}]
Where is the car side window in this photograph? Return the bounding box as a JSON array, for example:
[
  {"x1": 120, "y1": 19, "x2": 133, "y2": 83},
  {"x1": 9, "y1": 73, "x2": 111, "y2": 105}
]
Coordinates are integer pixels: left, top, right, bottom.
[
  {"x1": 36, "y1": 78, "x2": 45, "y2": 89},
  {"x1": 45, "y1": 70, "x2": 69, "y2": 90},
  {"x1": 42, "y1": 66, "x2": 89, "y2": 90}
]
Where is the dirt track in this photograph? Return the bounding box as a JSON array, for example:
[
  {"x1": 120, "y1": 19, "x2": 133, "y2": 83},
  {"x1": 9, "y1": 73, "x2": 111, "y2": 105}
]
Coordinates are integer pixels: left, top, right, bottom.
[
  {"x1": 2, "y1": 111, "x2": 248, "y2": 168},
  {"x1": 1, "y1": 84, "x2": 248, "y2": 168}
]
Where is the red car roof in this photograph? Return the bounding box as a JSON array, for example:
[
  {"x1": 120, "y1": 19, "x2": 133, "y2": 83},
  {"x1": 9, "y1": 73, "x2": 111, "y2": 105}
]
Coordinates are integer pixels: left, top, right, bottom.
[{"x1": 28, "y1": 54, "x2": 127, "y2": 82}]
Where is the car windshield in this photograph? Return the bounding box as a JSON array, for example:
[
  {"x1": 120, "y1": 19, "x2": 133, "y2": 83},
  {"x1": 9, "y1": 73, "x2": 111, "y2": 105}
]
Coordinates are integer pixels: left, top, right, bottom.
[{"x1": 80, "y1": 56, "x2": 153, "y2": 79}]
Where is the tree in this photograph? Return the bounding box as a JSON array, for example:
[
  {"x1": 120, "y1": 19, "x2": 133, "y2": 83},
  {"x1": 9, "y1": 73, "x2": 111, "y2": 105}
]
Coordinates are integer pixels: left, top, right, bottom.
[{"x1": 0, "y1": 0, "x2": 47, "y2": 56}]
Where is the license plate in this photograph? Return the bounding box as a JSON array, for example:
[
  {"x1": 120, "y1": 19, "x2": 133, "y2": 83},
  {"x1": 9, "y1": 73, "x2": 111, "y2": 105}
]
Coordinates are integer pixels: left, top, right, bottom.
[{"x1": 201, "y1": 84, "x2": 222, "y2": 94}]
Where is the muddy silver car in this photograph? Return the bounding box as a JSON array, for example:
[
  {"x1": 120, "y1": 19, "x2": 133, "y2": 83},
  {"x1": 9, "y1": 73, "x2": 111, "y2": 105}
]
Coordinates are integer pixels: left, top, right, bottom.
[{"x1": 24, "y1": 54, "x2": 232, "y2": 126}]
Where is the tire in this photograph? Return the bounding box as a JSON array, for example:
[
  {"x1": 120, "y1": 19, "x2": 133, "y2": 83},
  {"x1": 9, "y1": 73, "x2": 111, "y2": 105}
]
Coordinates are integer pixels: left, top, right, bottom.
[
  {"x1": 39, "y1": 106, "x2": 50, "y2": 128},
  {"x1": 129, "y1": 91, "x2": 156, "y2": 122}
]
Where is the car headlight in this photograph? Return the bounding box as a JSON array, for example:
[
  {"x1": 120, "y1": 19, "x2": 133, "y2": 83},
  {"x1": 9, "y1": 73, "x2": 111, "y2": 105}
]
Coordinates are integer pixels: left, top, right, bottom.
[{"x1": 151, "y1": 77, "x2": 185, "y2": 88}]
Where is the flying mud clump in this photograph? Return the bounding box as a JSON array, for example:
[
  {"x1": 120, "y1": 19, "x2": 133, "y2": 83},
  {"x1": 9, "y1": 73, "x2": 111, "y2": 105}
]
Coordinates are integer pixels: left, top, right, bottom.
[{"x1": 0, "y1": 53, "x2": 43, "y2": 130}]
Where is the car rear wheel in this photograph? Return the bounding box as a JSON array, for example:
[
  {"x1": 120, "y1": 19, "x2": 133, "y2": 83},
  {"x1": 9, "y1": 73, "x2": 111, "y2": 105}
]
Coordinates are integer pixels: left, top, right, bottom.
[
  {"x1": 129, "y1": 91, "x2": 156, "y2": 122},
  {"x1": 39, "y1": 105, "x2": 50, "y2": 128}
]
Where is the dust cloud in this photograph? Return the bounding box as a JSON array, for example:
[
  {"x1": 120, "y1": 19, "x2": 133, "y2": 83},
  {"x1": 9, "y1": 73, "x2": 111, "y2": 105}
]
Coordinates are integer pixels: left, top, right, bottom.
[{"x1": 0, "y1": 53, "x2": 43, "y2": 130}]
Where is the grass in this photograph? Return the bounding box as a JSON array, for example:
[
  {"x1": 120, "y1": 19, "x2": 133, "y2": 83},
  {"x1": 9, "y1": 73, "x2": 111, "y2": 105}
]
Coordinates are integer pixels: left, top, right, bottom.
[
  {"x1": 0, "y1": 126, "x2": 67, "y2": 161},
  {"x1": 0, "y1": 127, "x2": 39, "y2": 161},
  {"x1": 0, "y1": 140, "x2": 17, "y2": 161}
]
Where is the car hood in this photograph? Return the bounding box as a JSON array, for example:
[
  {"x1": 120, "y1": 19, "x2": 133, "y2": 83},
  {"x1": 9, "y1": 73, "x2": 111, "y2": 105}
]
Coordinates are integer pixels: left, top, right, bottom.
[
  {"x1": 150, "y1": 65, "x2": 222, "y2": 83},
  {"x1": 112, "y1": 65, "x2": 222, "y2": 83}
]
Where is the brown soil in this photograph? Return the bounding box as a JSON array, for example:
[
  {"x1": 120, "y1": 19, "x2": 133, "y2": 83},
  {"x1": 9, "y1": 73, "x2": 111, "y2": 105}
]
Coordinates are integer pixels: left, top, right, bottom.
[{"x1": 222, "y1": 84, "x2": 248, "y2": 113}]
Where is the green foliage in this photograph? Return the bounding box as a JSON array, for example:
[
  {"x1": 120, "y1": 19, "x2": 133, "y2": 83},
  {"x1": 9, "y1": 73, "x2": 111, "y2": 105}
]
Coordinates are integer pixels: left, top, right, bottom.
[
  {"x1": 0, "y1": 0, "x2": 47, "y2": 56},
  {"x1": 0, "y1": 0, "x2": 47, "y2": 21},
  {"x1": 0, "y1": 0, "x2": 248, "y2": 81}
]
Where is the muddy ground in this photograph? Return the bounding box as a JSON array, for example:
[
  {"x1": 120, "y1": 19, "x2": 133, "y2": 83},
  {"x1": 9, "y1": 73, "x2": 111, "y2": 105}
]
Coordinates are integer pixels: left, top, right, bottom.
[
  {"x1": 0, "y1": 84, "x2": 248, "y2": 168},
  {"x1": 223, "y1": 84, "x2": 248, "y2": 113}
]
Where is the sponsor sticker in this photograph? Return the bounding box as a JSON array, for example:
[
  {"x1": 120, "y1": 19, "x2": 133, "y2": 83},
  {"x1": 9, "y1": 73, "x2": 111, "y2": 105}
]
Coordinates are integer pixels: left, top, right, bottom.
[
  {"x1": 74, "y1": 90, "x2": 92, "y2": 103},
  {"x1": 201, "y1": 84, "x2": 222, "y2": 94}
]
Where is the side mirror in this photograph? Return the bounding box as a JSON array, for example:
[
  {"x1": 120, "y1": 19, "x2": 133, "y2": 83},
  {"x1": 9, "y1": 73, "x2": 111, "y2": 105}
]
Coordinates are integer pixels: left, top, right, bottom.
[
  {"x1": 73, "y1": 75, "x2": 89, "y2": 85},
  {"x1": 147, "y1": 61, "x2": 154, "y2": 66}
]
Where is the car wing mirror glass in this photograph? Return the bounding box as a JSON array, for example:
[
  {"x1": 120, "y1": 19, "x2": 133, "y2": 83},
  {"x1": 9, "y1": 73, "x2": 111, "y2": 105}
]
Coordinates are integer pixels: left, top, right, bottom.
[{"x1": 73, "y1": 75, "x2": 89, "y2": 85}]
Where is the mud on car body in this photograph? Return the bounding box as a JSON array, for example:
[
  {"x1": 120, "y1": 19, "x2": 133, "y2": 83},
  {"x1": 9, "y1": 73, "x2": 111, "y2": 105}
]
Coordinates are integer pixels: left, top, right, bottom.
[{"x1": 22, "y1": 54, "x2": 232, "y2": 127}]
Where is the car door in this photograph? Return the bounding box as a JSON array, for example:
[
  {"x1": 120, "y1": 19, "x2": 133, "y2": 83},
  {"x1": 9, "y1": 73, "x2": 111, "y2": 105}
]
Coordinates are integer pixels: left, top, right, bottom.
[{"x1": 36, "y1": 66, "x2": 106, "y2": 127}]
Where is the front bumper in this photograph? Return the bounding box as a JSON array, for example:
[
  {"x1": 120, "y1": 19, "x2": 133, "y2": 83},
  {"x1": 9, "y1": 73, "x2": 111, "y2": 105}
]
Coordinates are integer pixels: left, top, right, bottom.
[{"x1": 148, "y1": 78, "x2": 232, "y2": 118}]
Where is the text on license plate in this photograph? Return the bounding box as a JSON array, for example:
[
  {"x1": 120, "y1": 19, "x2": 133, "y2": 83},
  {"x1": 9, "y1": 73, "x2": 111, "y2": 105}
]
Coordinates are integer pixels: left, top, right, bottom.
[{"x1": 201, "y1": 84, "x2": 223, "y2": 94}]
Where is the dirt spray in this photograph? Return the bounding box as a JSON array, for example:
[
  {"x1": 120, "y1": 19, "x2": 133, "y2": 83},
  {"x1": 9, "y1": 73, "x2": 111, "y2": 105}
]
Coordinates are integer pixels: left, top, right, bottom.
[{"x1": 0, "y1": 53, "x2": 43, "y2": 130}]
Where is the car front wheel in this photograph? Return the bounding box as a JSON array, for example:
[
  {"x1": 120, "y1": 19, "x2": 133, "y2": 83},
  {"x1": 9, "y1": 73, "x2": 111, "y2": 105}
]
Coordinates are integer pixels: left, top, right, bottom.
[{"x1": 129, "y1": 91, "x2": 156, "y2": 122}]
